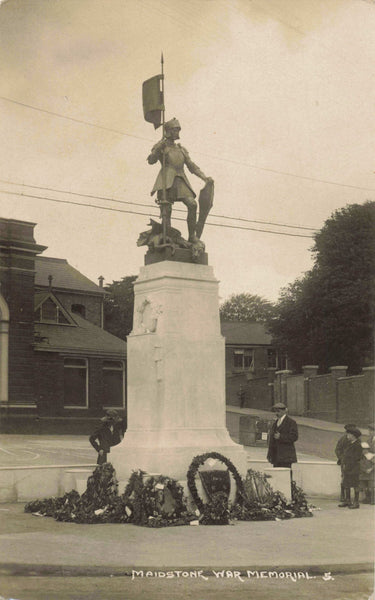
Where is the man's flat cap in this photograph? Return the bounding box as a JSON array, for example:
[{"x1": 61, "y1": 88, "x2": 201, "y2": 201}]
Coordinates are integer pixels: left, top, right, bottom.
[
  {"x1": 346, "y1": 427, "x2": 362, "y2": 438},
  {"x1": 272, "y1": 402, "x2": 287, "y2": 410}
]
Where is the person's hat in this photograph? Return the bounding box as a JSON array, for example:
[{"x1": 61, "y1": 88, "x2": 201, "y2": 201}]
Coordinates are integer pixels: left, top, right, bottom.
[
  {"x1": 101, "y1": 409, "x2": 121, "y2": 423},
  {"x1": 272, "y1": 402, "x2": 287, "y2": 411},
  {"x1": 344, "y1": 423, "x2": 357, "y2": 431},
  {"x1": 368, "y1": 423, "x2": 375, "y2": 431},
  {"x1": 346, "y1": 427, "x2": 362, "y2": 438},
  {"x1": 361, "y1": 442, "x2": 370, "y2": 448},
  {"x1": 165, "y1": 118, "x2": 181, "y2": 131},
  {"x1": 105, "y1": 409, "x2": 122, "y2": 421}
]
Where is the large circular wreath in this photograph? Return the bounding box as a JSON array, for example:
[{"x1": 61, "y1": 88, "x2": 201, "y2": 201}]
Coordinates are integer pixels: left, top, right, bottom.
[{"x1": 186, "y1": 451, "x2": 244, "y2": 512}]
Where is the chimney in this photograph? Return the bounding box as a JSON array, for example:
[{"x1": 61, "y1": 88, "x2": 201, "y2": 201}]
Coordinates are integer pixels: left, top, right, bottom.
[{"x1": 98, "y1": 275, "x2": 104, "y2": 288}]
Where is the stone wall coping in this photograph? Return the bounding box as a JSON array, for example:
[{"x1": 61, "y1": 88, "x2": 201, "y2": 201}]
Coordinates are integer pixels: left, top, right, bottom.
[
  {"x1": 246, "y1": 458, "x2": 337, "y2": 465},
  {"x1": 275, "y1": 370, "x2": 293, "y2": 375},
  {"x1": 0, "y1": 463, "x2": 95, "y2": 472}
]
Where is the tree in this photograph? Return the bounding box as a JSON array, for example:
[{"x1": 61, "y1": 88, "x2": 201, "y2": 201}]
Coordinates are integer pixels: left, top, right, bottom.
[
  {"x1": 103, "y1": 276, "x2": 137, "y2": 340},
  {"x1": 268, "y1": 202, "x2": 375, "y2": 374},
  {"x1": 219, "y1": 293, "x2": 275, "y2": 323}
]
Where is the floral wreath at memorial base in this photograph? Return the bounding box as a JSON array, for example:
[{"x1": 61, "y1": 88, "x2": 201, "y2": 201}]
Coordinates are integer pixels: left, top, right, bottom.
[
  {"x1": 24, "y1": 453, "x2": 313, "y2": 526},
  {"x1": 186, "y1": 451, "x2": 244, "y2": 514}
]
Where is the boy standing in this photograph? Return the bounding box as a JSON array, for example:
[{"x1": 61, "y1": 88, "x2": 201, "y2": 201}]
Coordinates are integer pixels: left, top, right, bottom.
[{"x1": 338, "y1": 427, "x2": 362, "y2": 509}]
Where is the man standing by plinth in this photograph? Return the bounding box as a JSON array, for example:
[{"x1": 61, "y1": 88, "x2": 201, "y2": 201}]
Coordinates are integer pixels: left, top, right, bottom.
[{"x1": 267, "y1": 403, "x2": 298, "y2": 468}]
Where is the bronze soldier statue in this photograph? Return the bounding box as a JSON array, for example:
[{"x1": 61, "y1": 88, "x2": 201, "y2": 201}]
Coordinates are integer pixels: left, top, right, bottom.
[{"x1": 147, "y1": 118, "x2": 213, "y2": 243}]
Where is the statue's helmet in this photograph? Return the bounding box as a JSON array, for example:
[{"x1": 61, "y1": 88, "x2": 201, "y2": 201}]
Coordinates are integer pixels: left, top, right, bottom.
[{"x1": 164, "y1": 118, "x2": 181, "y2": 138}]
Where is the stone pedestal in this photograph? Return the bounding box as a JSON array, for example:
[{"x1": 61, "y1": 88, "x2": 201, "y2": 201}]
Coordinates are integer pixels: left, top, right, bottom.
[
  {"x1": 264, "y1": 468, "x2": 292, "y2": 501},
  {"x1": 110, "y1": 261, "x2": 247, "y2": 481}
]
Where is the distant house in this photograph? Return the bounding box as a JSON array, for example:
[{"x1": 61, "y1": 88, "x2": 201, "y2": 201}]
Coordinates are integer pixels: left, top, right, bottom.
[
  {"x1": 221, "y1": 321, "x2": 287, "y2": 409},
  {"x1": 0, "y1": 218, "x2": 126, "y2": 433}
]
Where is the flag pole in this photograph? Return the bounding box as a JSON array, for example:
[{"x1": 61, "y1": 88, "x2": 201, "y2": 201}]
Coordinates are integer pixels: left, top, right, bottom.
[{"x1": 161, "y1": 52, "x2": 167, "y2": 245}]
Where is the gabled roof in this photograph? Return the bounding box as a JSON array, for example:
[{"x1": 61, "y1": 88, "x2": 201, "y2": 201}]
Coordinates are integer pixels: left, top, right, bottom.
[
  {"x1": 220, "y1": 321, "x2": 273, "y2": 346},
  {"x1": 34, "y1": 311, "x2": 126, "y2": 357},
  {"x1": 35, "y1": 256, "x2": 105, "y2": 296},
  {"x1": 34, "y1": 290, "x2": 76, "y2": 325}
]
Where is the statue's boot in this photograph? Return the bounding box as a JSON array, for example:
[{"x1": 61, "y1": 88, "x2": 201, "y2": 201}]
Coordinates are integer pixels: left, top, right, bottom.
[{"x1": 187, "y1": 209, "x2": 198, "y2": 243}]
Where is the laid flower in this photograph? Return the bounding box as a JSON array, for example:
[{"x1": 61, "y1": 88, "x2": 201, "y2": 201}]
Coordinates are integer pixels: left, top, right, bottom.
[{"x1": 94, "y1": 507, "x2": 107, "y2": 516}]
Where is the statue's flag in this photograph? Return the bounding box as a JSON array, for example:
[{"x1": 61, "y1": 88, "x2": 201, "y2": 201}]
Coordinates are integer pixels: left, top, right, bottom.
[{"x1": 142, "y1": 74, "x2": 164, "y2": 129}]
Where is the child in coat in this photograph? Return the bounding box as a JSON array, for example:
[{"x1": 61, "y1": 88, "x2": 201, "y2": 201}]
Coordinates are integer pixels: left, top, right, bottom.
[{"x1": 338, "y1": 427, "x2": 362, "y2": 509}]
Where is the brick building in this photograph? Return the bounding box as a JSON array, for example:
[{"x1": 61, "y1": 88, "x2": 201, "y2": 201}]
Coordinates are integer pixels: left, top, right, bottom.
[
  {"x1": 0, "y1": 218, "x2": 126, "y2": 433},
  {"x1": 221, "y1": 321, "x2": 286, "y2": 409}
]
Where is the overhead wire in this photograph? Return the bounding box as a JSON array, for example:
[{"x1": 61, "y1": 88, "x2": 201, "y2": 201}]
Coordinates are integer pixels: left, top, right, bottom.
[
  {"x1": 2, "y1": 95, "x2": 374, "y2": 194},
  {"x1": 0, "y1": 96, "x2": 150, "y2": 142},
  {"x1": 0, "y1": 179, "x2": 318, "y2": 231},
  {"x1": 0, "y1": 189, "x2": 314, "y2": 238}
]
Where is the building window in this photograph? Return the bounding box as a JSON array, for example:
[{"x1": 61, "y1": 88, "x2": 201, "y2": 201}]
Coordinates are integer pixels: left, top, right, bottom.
[
  {"x1": 102, "y1": 360, "x2": 125, "y2": 407},
  {"x1": 64, "y1": 358, "x2": 88, "y2": 407},
  {"x1": 35, "y1": 297, "x2": 71, "y2": 324},
  {"x1": 233, "y1": 348, "x2": 253, "y2": 370},
  {"x1": 42, "y1": 298, "x2": 57, "y2": 321},
  {"x1": 71, "y1": 304, "x2": 86, "y2": 318},
  {"x1": 267, "y1": 348, "x2": 277, "y2": 368}
]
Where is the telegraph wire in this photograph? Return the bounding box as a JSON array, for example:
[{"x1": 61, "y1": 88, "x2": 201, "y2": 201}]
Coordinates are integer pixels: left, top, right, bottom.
[
  {"x1": 0, "y1": 179, "x2": 318, "y2": 232},
  {"x1": 0, "y1": 96, "x2": 149, "y2": 142},
  {"x1": 195, "y1": 150, "x2": 375, "y2": 193},
  {"x1": 1, "y1": 95, "x2": 374, "y2": 193},
  {"x1": 0, "y1": 189, "x2": 314, "y2": 238}
]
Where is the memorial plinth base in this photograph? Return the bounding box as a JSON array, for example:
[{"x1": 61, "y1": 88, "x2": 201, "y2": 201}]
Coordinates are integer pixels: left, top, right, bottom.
[{"x1": 110, "y1": 260, "x2": 247, "y2": 481}]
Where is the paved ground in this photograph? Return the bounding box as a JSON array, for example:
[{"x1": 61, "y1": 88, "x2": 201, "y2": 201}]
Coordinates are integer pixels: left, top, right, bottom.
[
  {"x1": 0, "y1": 406, "x2": 336, "y2": 468},
  {"x1": 0, "y1": 498, "x2": 374, "y2": 599},
  {"x1": 0, "y1": 434, "x2": 96, "y2": 467},
  {"x1": 0, "y1": 499, "x2": 373, "y2": 572},
  {"x1": 0, "y1": 417, "x2": 374, "y2": 599},
  {"x1": 0, "y1": 433, "x2": 326, "y2": 468},
  {"x1": 0, "y1": 572, "x2": 373, "y2": 600},
  {"x1": 227, "y1": 405, "x2": 355, "y2": 461}
]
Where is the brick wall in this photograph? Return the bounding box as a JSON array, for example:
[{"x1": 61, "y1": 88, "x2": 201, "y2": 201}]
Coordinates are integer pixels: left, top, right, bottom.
[
  {"x1": 337, "y1": 369, "x2": 374, "y2": 426},
  {"x1": 34, "y1": 352, "x2": 65, "y2": 416},
  {"x1": 286, "y1": 374, "x2": 305, "y2": 415},
  {"x1": 246, "y1": 376, "x2": 273, "y2": 410},
  {"x1": 7, "y1": 271, "x2": 36, "y2": 405},
  {"x1": 34, "y1": 353, "x2": 125, "y2": 418},
  {"x1": 0, "y1": 218, "x2": 47, "y2": 406},
  {"x1": 305, "y1": 374, "x2": 336, "y2": 421}
]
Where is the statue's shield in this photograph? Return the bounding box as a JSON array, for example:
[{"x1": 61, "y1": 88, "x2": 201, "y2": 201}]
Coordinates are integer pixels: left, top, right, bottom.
[{"x1": 196, "y1": 180, "x2": 214, "y2": 239}]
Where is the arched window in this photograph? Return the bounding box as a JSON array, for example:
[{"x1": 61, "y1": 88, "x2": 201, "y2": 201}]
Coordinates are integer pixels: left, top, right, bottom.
[{"x1": 71, "y1": 304, "x2": 86, "y2": 318}]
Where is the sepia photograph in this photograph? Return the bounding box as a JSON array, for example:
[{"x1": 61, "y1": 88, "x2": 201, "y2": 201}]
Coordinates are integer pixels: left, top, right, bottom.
[{"x1": 0, "y1": 1, "x2": 374, "y2": 598}]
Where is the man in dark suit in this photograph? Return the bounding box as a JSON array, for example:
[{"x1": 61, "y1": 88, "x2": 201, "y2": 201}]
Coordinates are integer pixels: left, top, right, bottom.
[
  {"x1": 89, "y1": 409, "x2": 125, "y2": 465},
  {"x1": 267, "y1": 403, "x2": 298, "y2": 468}
]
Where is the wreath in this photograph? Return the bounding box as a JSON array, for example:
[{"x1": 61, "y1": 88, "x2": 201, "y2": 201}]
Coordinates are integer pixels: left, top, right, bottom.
[
  {"x1": 122, "y1": 471, "x2": 194, "y2": 527},
  {"x1": 186, "y1": 451, "x2": 244, "y2": 514}
]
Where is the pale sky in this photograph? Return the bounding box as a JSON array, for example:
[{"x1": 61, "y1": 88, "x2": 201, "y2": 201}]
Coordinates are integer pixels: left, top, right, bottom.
[{"x1": 0, "y1": 0, "x2": 374, "y2": 302}]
